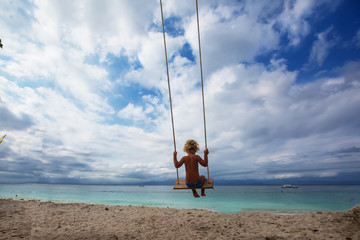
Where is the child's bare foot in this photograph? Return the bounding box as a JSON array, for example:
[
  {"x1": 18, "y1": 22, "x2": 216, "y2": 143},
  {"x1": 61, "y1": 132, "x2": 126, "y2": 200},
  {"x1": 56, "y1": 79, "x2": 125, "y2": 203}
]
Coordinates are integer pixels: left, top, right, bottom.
[
  {"x1": 192, "y1": 189, "x2": 200, "y2": 198},
  {"x1": 201, "y1": 189, "x2": 206, "y2": 196}
]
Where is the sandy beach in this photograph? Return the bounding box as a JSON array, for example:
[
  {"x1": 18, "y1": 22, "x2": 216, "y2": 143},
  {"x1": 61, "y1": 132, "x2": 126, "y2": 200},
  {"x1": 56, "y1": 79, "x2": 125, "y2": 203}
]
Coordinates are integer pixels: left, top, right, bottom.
[{"x1": 0, "y1": 199, "x2": 359, "y2": 240}]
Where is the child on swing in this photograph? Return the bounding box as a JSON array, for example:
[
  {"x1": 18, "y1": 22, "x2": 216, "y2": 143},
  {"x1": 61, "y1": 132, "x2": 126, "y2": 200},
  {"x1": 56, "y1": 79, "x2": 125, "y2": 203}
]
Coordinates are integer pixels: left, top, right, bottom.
[{"x1": 173, "y1": 139, "x2": 209, "y2": 198}]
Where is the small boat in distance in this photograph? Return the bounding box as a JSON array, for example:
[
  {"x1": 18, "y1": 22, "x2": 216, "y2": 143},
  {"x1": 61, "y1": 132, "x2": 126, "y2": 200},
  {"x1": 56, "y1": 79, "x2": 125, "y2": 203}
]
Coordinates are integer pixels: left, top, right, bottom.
[{"x1": 281, "y1": 184, "x2": 299, "y2": 188}]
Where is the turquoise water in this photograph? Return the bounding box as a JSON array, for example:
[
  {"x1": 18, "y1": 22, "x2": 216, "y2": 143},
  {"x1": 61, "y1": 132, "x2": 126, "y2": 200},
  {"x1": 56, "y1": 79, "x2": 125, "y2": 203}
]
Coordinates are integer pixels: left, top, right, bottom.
[{"x1": 1, "y1": 184, "x2": 359, "y2": 213}]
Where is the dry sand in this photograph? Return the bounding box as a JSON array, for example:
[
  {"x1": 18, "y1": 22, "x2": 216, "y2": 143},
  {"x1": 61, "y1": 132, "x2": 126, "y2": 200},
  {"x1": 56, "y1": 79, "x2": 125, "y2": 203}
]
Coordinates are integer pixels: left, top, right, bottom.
[{"x1": 0, "y1": 199, "x2": 359, "y2": 240}]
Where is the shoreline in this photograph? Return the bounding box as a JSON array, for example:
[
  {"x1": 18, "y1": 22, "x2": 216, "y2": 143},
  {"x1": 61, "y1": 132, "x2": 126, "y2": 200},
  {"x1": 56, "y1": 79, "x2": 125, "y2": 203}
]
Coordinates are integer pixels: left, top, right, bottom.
[
  {"x1": 1, "y1": 196, "x2": 359, "y2": 215},
  {"x1": 1, "y1": 184, "x2": 359, "y2": 214},
  {"x1": 3, "y1": 196, "x2": 358, "y2": 215},
  {"x1": 1, "y1": 199, "x2": 359, "y2": 239}
]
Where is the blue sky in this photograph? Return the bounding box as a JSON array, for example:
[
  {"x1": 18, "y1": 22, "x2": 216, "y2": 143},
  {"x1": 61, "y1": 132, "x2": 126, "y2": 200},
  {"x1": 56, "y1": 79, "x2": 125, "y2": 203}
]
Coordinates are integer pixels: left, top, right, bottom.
[{"x1": 1, "y1": 0, "x2": 360, "y2": 185}]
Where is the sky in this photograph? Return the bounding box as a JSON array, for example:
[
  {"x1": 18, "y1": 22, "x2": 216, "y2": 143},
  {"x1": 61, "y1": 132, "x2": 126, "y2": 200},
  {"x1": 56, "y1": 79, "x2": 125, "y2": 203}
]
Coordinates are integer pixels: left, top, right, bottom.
[{"x1": 1, "y1": 0, "x2": 360, "y2": 185}]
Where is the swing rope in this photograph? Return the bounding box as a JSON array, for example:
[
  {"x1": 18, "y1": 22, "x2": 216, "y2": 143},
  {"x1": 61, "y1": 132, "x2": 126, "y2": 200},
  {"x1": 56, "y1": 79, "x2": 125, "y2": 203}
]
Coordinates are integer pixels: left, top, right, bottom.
[
  {"x1": 160, "y1": 0, "x2": 179, "y2": 183},
  {"x1": 160, "y1": 0, "x2": 209, "y2": 183},
  {"x1": 195, "y1": 0, "x2": 210, "y2": 180}
]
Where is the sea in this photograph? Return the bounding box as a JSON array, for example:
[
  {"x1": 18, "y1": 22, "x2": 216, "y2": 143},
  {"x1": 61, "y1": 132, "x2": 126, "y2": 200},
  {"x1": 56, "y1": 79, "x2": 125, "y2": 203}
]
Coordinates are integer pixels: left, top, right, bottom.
[{"x1": 1, "y1": 184, "x2": 359, "y2": 214}]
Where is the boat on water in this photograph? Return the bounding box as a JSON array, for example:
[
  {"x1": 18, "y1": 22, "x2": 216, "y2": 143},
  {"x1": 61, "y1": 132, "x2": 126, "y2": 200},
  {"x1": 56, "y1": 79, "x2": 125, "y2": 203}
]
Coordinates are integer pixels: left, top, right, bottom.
[{"x1": 281, "y1": 184, "x2": 299, "y2": 188}]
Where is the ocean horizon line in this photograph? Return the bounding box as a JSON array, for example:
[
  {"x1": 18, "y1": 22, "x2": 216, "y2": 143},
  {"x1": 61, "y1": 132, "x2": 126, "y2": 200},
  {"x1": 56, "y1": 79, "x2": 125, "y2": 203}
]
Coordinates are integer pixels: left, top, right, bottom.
[{"x1": 1, "y1": 182, "x2": 360, "y2": 186}]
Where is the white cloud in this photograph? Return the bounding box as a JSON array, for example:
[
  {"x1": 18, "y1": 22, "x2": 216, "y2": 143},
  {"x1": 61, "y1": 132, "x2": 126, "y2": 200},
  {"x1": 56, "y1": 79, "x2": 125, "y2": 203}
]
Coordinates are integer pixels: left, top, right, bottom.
[
  {"x1": 309, "y1": 27, "x2": 338, "y2": 66},
  {"x1": 319, "y1": 171, "x2": 338, "y2": 177},
  {"x1": 183, "y1": 1, "x2": 280, "y2": 75},
  {"x1": 117, "y1": 103, "x2": 147, "y2": 121},
  {"x1": 256, "y1": 152, "x2": 296, "y2": 164},
  {"x1": 273, "y1": 173, "x2": 302, "y2": 179},
  {"x1": 276, "y1": 0, "x2": 314, "y2": 45},
  {"x1": 275, "y1": 0, "x2": 340, "y2": 46}
]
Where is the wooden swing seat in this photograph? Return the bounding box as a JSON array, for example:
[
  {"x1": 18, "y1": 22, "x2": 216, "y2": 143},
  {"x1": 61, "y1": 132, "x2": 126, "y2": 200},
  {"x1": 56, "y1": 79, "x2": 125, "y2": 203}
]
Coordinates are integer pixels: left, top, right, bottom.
[{"x1": 173, "y1": 178, "x2": 214, "y2": 190}]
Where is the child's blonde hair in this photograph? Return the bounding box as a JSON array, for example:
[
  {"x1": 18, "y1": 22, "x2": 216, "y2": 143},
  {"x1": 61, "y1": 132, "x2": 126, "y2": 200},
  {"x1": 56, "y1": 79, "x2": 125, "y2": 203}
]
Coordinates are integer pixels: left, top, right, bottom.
[{"x1": 183, "y1": 139, "x2": 200, "y2": 153}]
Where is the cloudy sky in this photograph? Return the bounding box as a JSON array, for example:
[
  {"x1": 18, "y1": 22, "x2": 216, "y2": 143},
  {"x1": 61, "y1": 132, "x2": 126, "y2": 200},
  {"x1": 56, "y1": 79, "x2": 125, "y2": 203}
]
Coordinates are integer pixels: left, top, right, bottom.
[{"x1": 1, "y1": 0, "x2": 360, "y2": 185}]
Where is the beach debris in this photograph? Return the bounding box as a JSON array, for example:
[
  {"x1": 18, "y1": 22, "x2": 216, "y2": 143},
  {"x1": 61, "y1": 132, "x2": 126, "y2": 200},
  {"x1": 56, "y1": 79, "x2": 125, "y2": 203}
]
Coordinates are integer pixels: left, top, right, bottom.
[
  {"x1": 105, "y1": 207, "x2": 109, "y2": 211},
  {"x1": 265, "y1": 236, "x2": 282, "y2": 240}
]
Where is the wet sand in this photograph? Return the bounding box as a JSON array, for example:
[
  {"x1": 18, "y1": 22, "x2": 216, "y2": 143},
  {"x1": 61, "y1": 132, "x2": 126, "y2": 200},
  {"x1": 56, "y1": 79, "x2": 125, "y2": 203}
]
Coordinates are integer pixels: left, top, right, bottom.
[{"x1": 0, "y1": 199, "x2": 359, "y2": 239}]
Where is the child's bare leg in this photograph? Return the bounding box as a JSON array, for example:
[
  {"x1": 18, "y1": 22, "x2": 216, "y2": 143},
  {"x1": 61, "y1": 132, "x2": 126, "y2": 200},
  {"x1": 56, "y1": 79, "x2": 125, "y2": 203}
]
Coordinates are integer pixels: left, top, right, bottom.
[
  {"x1": 199, "y1": 175, "x2": 206, "y2": 196},
  {"x1": 201, "y1": 188, "x2": 206, "y2": 196},
  {"x1": 192, "y1": 189, "x2": 200, "y2": 198}
]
